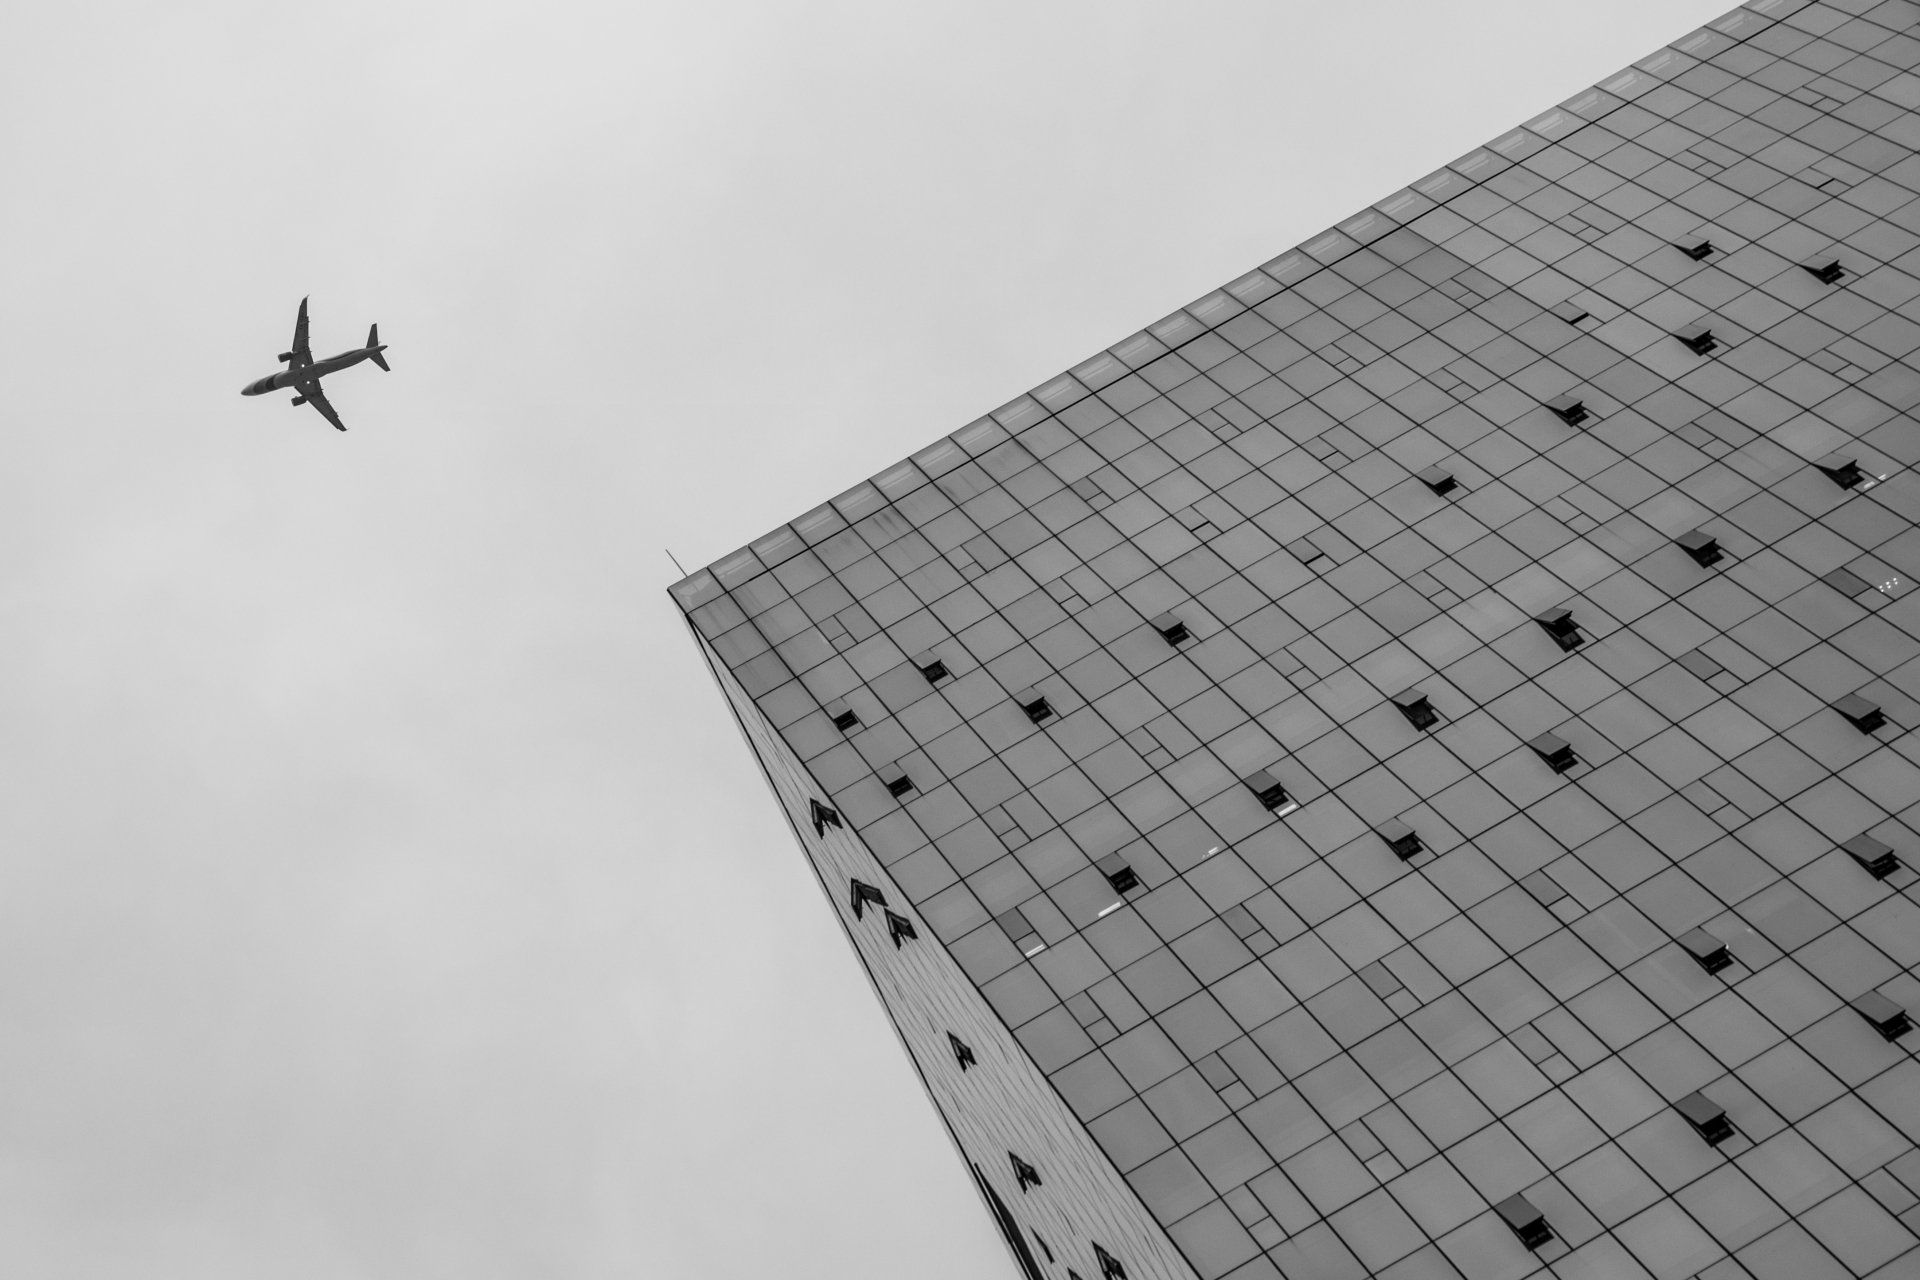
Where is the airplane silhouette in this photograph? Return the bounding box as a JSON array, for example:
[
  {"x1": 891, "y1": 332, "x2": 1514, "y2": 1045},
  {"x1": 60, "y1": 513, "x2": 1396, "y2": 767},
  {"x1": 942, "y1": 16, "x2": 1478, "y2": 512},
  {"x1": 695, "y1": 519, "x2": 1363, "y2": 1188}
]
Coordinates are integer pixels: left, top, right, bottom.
[{"x1": 241, "y1": 297, "x2": 388, "y2": 431}]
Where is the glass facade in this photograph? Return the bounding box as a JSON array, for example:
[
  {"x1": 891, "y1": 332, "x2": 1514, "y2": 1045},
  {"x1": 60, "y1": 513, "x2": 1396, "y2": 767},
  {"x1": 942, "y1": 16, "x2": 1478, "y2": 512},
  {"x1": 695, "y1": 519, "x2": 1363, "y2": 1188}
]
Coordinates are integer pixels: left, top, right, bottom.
[{"x1": 671, "y1": 2, "x2": 1920, "y2": 1276}]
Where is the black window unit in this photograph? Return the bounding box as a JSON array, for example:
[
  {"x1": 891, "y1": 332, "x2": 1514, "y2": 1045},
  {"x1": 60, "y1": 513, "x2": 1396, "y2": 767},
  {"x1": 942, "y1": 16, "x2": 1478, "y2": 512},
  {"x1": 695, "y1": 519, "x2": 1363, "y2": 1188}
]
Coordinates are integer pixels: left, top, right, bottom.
[
  {"x1": 1494, "y1": 1194, "x2": 1553, "y2": 1249},
  {"x1": 949, "y1": 1032, "x2": 977, "y2": 1071},
  {"x1": 1015, "y1": 688, "x2": 1054, "y2": 725},
  {"x1": 883, "y1": 767, "x2": 915, "y2": 798},
  {"x1": 1417, "y1": 465, "x2": 1457, "y2": 495},
  {"x1": 1096, "y1": 853, "x2": 1140, "y2": 894},
  {"x1": 1841, "y1": 834, "x2": 1900, "y2": 880},
  {"x1": 1677, "y1": 529, "x2": 1722, "y2": 567},
  {"x1": 1242, "y1": 769, "x2": 1291, "y2": 812},
  {"x1": 1093, "y1": 1242, "x2": 1127, "y2": 1280},
  {"x1": 1674, "y1": 323, "x2": 1717, "y2": 355},
  {"x1": 1393, "y1": 689, "x2": 1439, "y2": 730},
  {"x1": 1676, "y1": 1092, "x2": 1735, "y2": 1145},
  {"x1": 1815, "y1": 453, "x2": 1865, "y2": 489},
  {"x1": 1535, "y1": 607, "x2": 1584, "y2": 651},
  {"x1": 809, "y1": 798, "x2": 843, "y2": 838},
  {"x1": 825, "y1": 700, "x2": 860, "y2": 732},
  {"x1": 1852, "y1": 992, "x2": 1912, "y2": 1042},
  {"x1": 1834, "y1": 693, "x2": 1887, "y2": 733},
  {"x1": 969, "y1": 1165, "x2": 1045, "y2": 1280},
  {"x1": 914, "y1": 651, "x2": 951, "y2": 684},
  {"x1": 1149, "y1": 613, "x2": 1190, "y2": 645},
  {"x1": 1678, "y1": 927, "x2": 1734, "y2": 975},
  {"x1": 848, "y1": 878, "x2": 886, "y2": 919},
  {"x1": 1378, "y1": 818, "x2": 1423, "y2": 860},
  {"x1": 1010, "y1": 1152, "x2": 1042, "y2": 1192},
  {"x1": 1805, "y1": 260, "x2": 1845, "y2": 284},
  {"x1": 884, "y1": 909, "x2": 917, "y2": 949},
  {"x1": 1679, "y1": 239, "x2": 1714, "y2": 260},
  {"x1": 1529, "y1": 732, "x2": 1577, "y2": 774},
  {"x1": 1545, "y1": 393, "x2": 1589, "y2": 427}
]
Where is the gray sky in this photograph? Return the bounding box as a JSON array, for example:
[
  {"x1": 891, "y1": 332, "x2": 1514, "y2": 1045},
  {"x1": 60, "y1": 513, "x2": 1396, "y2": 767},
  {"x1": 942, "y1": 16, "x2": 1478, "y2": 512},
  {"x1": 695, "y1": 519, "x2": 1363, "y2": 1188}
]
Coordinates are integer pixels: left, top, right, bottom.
[{"x1": 1, "y1": 1, "x2": 1729, "y2": 1275}]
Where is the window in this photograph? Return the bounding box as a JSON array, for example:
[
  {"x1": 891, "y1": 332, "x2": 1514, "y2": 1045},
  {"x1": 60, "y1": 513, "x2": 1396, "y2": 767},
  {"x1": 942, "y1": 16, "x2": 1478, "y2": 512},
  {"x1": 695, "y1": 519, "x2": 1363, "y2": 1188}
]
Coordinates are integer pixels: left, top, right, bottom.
[
  {"x1": 1842, "y1": 834, "x2": 1900, "y2": 880},
  {"x1": 1149, "y1": 613, "x2": 1190, "y2": 645},
  {"x1": 1676, "y1": 1092, "x2": 1734, "y2": 1145},
  {"x1": 1833, "y1": 693, "x2": 1886, "y2": 733},
  {"x1": 1495, "y1": 1194, "x2": 1553, "y2": 1249},
  {"x1": 1010, "y1": 1152, "x2": 1042, "y2": 1192},
  {"x1": 825, "y1": 699, "x2": 859, "y2": 732},
  {"x1": 1529, "y1": 732, "x2": 1577, "y2": 773},
  {"x1": 1015, "y1": 688, "x2": 1054, "y2": 725},
  {"x1": 1534, "y1": 607, "x2": 1584, "y2": 650},
  {"x1": 809, "y1": 799, "x2": 843, "y2": 838},
  {"x1": 1242, "y1": 769, "x2": 1294, "y2": 813},
  {"x1": 1093, "y1": 1242, "x2": 1127, "y2": 1280},
  {"x1": 949, "y1": 1032, "x2": 976, "y2": 1071},
  {"x1": 997, "y1": 908, "x2": 1045, "y2": 957},
  {"x1": 970, "y1": 1164, "x2": 1045, "y2": 1280},
  {"x1": 1805, "y1": 260, "x2": 1845, "y2": 284},
  {"x1": 1394, "y1": 689, "x2": 1439, "y2": 729},
  {"x1": 1545, "y1": 393, "x2": 1589, "y2": 426},
  {"x1": 1678, "y1": 927, "x2": 1734, "y2": 974},
  {"x1": 883, "y1": 767, "x2": 915, "y2": 798},
  {"x1": 849, "y1": 878, "x2": 886, "y2": 919},
  {"x1": 885, "y1": 909, "x2": 917, "y2": 948},
  {"x1": 1676, "y1": 529, "x2": 1722, "y2": 567},
  {"x1": 1416, "y1": 465, "x2": 1457, "y2": 495},
  {"x1": 1378, "y1": 818, "x2": 1422, "y2": 860},
  {"x1": 1678, "y1": 239, "x2": 1713, "y2": 260},
  {"x1": 914, "y1": 651, "x2": 951, "y2": 684},
  {"x1": 1550, "y1": 299, "x2": 1590, "y2": 324},
  {"x1": 1095, "y1": 853, "x2": 1140, "y2": 894},
  {"x1": 1815, "y1": 453, "x2": 1865, "y2": 489},
  {"x1": 1674, "y1": 323, "x2": 1717, "y2": 355},
  {"x1": 1852, "y1": 992, "x2": 1912, "y2": 1042}
]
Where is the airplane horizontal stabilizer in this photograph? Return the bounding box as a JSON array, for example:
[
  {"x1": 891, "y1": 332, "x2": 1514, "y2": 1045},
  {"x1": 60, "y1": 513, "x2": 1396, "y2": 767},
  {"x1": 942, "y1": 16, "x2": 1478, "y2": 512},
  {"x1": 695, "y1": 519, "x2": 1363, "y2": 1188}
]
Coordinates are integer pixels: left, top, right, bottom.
[{"x1": 367, "y1": 323, "x2": 390, "y2": 372}]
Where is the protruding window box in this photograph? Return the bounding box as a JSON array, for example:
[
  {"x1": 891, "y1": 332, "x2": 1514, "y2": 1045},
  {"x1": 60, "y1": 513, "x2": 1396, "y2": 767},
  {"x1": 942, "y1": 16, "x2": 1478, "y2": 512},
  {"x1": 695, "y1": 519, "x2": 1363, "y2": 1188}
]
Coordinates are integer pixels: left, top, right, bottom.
[
  {"x1": 1834, "y1": 693, "x2": 1887, "y2": 733},
  {"x1": 826, "y1": 700, "x2": 860, "y2": 732},
  {"x1": 1535, "y1": 607, "x2": 1585, "y2": 651},
  {"x1": 1851, "y1": 991, "x2": 1913, "y2": 1042},
  {"x1": 1676, "y1": 1092, "x2": 1735, "y2": 1145},
  {"x1": 1805, "y1": 260, "x2": 1845, "y2": 285},
  {"x1": 1675, "y1": 323, "x2": 1718, "y2": 355},
  {"x1": 1677, "y1": 529, "x2": 1723, "y2": 567},
  {"x1": 1015, "y1": 688, "x2": 1054, "y2": 725},
  {"x1": 1096, "y1": 853, "x2": 1140, "y2": 895},
  {"x1": 1679, "y1": 240, "x2": 1714, "y2": 261},
  {"x1": 1378, "y1": 818, "x2": 1423, "y2": 860},
  {"x1": 1393, "y1": 689, "x2": 1439, "y2": 730},
  {"x1": 914, "y1": 652, "x2": 951, "y2": 684},
  {"x1": 1494, "y1": 1194, "x2": 1553, "y2": 1249},
  {"x1": 1545, "y1": 394, "x2": 1590, "y2": 427},
  {"x1": 883, "y1": 768, "x2": 915, "y2": 798},
  {"x1": 1242, "y1": 769, "x2": 1295, "y2": 814},
  {"x1": 849, "y1": 878, "x2": 887, "y2": 919},
  {"x1": 1529, "y1": 732, "x2": 1577, "y2": 774},
  {"x1": 1150, "y1": 613, "x2": 1191, "y2": 645},
  {"x1": 1093, "y1": 1243, "x2": 1127, "y2": 1280},
  {"x1": 1417, "y1": 465, "x2": 1458, "y2": 495},
  {"x1": 1679, "y1": 927, "x2": 1734, "y2": 975},
  {"x1": 885, "y1": 909, "x2": 917, "y2": 949},
  {"x1": 949, "y1": 1032, "x2": 977, "y2": 1071},
  {"x1": 1551, "y1": 299, "x2": 1591, "y2": 324},
  {"x1": 1842, "y1": 834, "x2": 1901, "y2": 880},
  {"x1": 1815, "y1": 453, "x2": 1865, "y2": 489},
  {"x1": 1011, "y1": 1152, "x2": 1042, "y2": 1192}
]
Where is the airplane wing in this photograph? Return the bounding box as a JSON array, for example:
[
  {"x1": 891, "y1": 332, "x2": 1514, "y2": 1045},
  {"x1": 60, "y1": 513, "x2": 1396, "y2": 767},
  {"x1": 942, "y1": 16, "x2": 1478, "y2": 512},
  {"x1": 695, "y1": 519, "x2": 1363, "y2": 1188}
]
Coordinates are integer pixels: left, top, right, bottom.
[
  {"x1": 289, "y1": 297, "x2": 313, "y2": 368},
  {"x1": 300, "y1": 381, "x2": 347, "y2": 431}
]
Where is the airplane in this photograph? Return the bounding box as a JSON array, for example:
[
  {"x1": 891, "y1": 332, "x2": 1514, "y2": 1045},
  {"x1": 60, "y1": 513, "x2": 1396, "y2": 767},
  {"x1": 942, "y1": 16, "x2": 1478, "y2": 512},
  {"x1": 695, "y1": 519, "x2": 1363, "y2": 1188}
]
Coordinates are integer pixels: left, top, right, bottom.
[{"x1": 241, "y1": 297, "x2": 388, "y2": 431}]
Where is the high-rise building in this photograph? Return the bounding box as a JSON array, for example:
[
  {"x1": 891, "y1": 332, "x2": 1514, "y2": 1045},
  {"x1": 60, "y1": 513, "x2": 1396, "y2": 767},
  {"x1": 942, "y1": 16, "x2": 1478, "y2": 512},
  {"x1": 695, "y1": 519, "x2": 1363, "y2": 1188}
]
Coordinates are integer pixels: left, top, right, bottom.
[{"x1": 670, "y1": 2, "x2": 1920, "y2": 1276}]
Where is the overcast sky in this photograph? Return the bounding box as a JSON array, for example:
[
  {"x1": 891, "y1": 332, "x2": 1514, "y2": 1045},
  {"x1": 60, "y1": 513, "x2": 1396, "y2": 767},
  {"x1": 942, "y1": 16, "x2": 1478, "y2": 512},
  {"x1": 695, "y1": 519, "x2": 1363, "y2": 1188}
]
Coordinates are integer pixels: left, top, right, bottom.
[{"x1": 1, "y1": 1, "x2": 1731, "y2": 1276}]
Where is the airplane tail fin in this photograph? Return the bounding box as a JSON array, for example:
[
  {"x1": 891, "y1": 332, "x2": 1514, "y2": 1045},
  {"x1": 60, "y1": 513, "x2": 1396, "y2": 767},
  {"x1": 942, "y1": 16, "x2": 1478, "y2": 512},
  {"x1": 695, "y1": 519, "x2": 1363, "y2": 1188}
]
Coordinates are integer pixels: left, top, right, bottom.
[{"x1": 367, "y1": 324, "x2": 391, "y2": 371}]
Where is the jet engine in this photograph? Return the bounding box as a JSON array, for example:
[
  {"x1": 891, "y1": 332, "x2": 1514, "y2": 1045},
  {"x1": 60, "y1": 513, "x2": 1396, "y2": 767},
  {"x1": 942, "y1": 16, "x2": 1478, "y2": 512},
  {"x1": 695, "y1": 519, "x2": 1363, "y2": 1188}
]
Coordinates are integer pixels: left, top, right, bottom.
[
  {"x1": 290, "y1": 396, "x2": 307, "y2": 406},
  {"x1": 278, "y1": 352, "x2": 293, "y2": 362}
]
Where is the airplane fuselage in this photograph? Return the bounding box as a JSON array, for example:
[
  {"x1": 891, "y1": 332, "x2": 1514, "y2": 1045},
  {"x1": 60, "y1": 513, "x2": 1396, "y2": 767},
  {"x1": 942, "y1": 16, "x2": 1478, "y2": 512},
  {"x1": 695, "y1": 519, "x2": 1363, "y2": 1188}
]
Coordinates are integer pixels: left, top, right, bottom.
[{"x1": 241, "y1": 345, "x2": 382, "y2": 396}]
